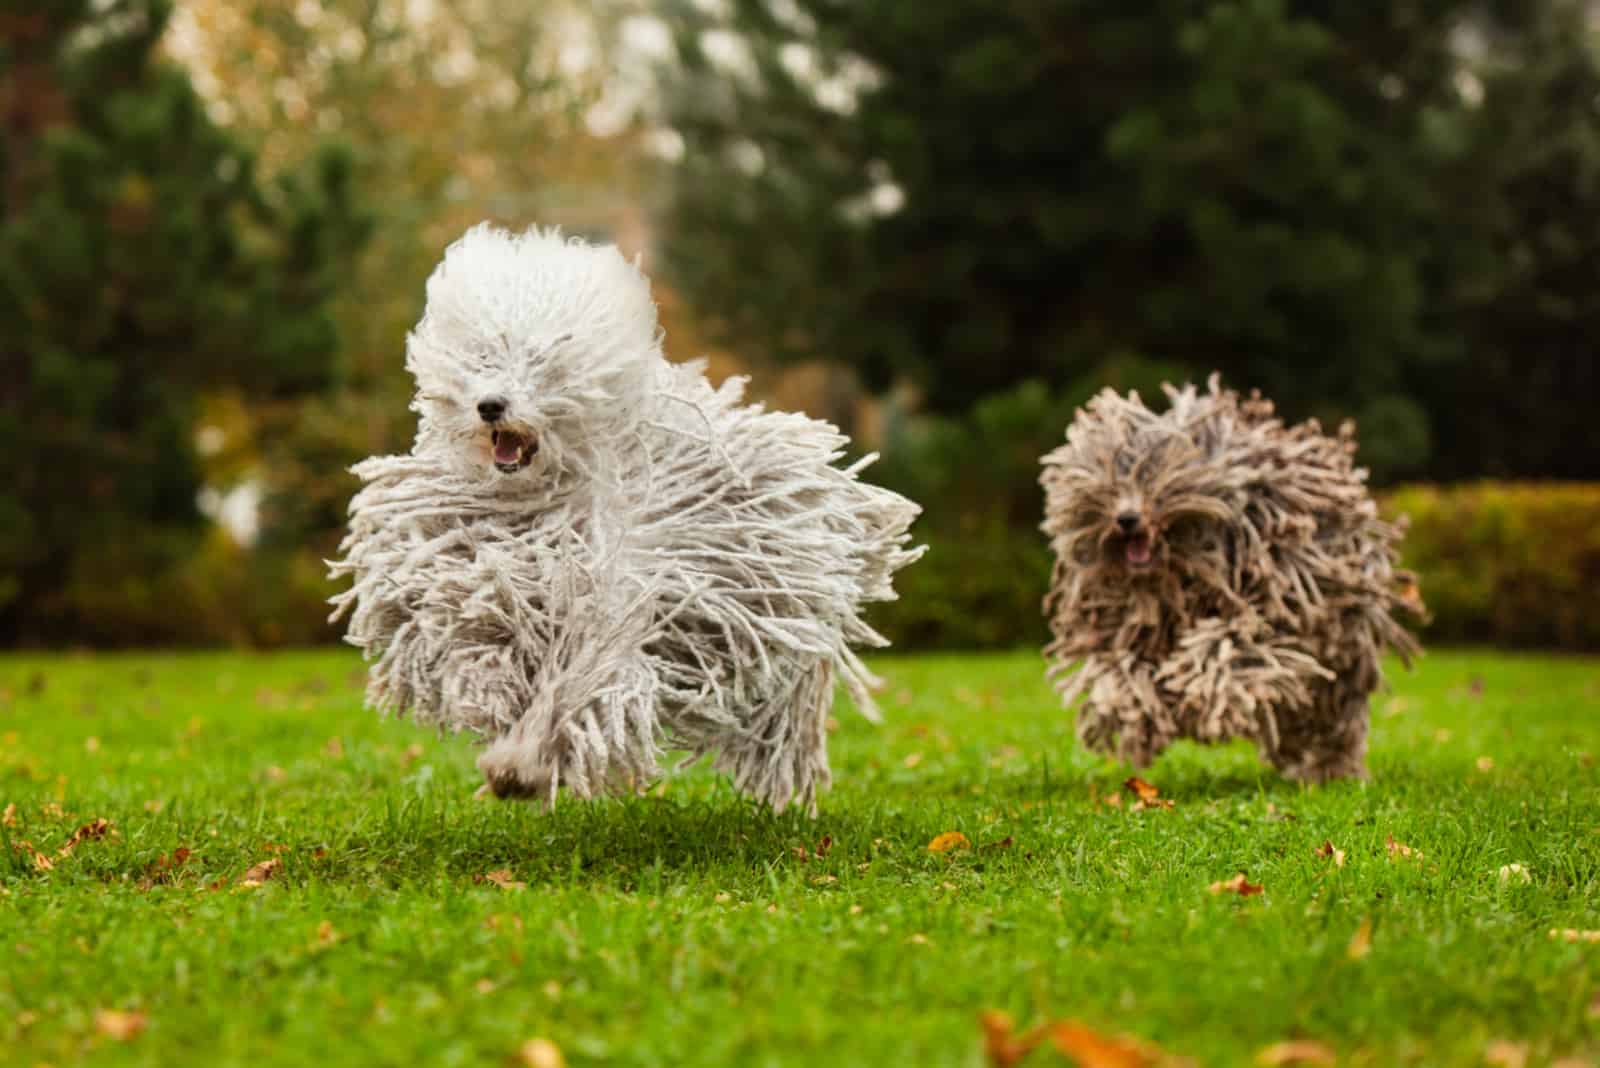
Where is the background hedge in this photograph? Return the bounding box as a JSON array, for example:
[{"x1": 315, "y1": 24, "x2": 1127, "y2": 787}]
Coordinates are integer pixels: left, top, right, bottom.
[{"x1": 1384, "y1": 482, "x2": 1600, "y2": 651}]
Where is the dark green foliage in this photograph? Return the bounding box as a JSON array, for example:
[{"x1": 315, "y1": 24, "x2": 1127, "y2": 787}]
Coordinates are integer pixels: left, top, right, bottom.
[
  {"x1": 658, "y1": 0, "x2": 1600, "y2": 491},
  {"x1": 0, "y1": 0, "x2": 368, "y2": 642}
]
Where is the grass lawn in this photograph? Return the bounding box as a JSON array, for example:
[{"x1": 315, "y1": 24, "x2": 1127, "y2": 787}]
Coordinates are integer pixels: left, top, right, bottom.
[{"x1": 0, "y1": 648, "x2": 1597, "y2": 1067}]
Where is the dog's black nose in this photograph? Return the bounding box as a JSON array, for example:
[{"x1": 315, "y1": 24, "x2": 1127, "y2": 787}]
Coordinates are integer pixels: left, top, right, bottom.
[
  {"x1": 1116, "y1": 512, "x2": 1141, "y2": 533},
  {"x1": 476, "y1": 396, "x2": 508, "y2": 422}
]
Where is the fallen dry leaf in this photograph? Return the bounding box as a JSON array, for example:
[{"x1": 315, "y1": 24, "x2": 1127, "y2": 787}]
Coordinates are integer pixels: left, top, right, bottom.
[
  {"x1": 1476, "y1": 755, "x2": 1495, "y2": 772},
  {"x1": 475, "y1": 978, "x2": 496, "y2": 994},
  {"x1": 84, "y1": 735, "x2": 100, "y2": 753},
  {"x1": 928, "y1": 831, "x2": 971, "y2": 854},
  {"x1": 1, "y1": 802, "x2": 14, "y2": 826},
  {"x1": 903, "y1": 752, "x2": 924, "y2": 769},
  {"x1": 980, "y1": 1011, "x2": 1047, "y2": 1068},
  {"x1": 1209, "y1": 873, "x2": 1264, "y2": 897},
  {"x1": 1048, "y1": 1020, "x2": 1160, "y2": 1068},
  {"x1": 1347, "y1": 917, "x2": 1373, "y2": 960},
  {"x1": 138, "y1": 847, "x2": 192, "y2": 889},
  {"x1": 12, "y1": 839, "x2": 53, "y2": 871},
  {"x1": 94, "y1": 1008, "x2": 147, "y2": 1041},
  {"x1": 312, "y1": 920, "x2": 340, "y2": 949},
  {"x1": 1589, "y1": 990, "x2": 1600, "y2": 1019},
  {"x1": 239, "y1": 858, "x2": 282, "y2": 887},
  {"x1": 1123, "y1": 777, "x2": 1160, "y2": 803},
  {"x1": 478, "y1": 869, "x2": 527, "y2": 891},
  {"x1": 56, "y1": 818, "x2": 114, "y2": 858},
  {"x1": 815, "y1": 835, "x2": 833, "y2": 857},
  {"x1": 1315, "y1": 841, "x2": 1346, "y2": 868},
  {"x1": 1483, "y1": 1039, "x2": 1529, "y2": 1068},
  {"x1": 1550, "y1": 929, "x2": 1600, "y2": 944},
  {"x1": 324, "y1": 737, "x2": 344, "y2": 758},
  {"x1": 518, "y1": 1037, "x2": 566, "y2": 1068},
  {"x1": 1256, "y1": 1039, "x2": 1336, "y2": 1066},
  {"x1": 1385, "y1": 835, "x2": 1424, "y2": 862}
]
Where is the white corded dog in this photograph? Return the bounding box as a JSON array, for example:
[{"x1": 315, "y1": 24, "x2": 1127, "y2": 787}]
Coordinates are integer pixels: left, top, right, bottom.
[{"x1": 330, "y1": 226, "x2": 923, "y2": 812}]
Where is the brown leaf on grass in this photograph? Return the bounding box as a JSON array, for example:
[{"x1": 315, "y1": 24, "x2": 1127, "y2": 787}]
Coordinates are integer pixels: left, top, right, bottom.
[
  {"x1": 56, "y1": 817, "x2": 114, "y2": 858},
  {"x1": 12, "y1": 840, "x2": 53, "y2": 871},
  {"x1": 1048, "y1": 1020, "x2": 1162, "y2": 1068},
  {"x1": 1123, "y1": 777, "x2": 1174, "y2": 811},
  {"x1": 980, "y1": 1011, "x2": 1047, "y2": 1068},
  {"x1": 1347, "y1": 917, "x2": 1373, "y2": 960},
  {"x1": 518, "y1": 1037, "x2": 566, "y2": 1068},
  {"x1": 1315, "y1": 841, "x2": 1346, "y2": 868},
  {"x1": 1483, "y1": 1040, "x2": 1529, "y2": 1068},
  {"x1": 928, "y1": 831, "x2": 971, "y2": 854},
  {"x1": 903, "y1": 751, "x2": 924, "y2": 769},
  {"x1": 324, "y1": 737, "x2": 344, "y2": 758},
  {"x1": 1385, "y1": 835, "x2": 1424, "y2": 862},
  {"x1": 476, "y1": 869, "x2": 526, "y2": 891},
  {"x1": 1208, "y1": 873, "x2": 1264, "y2": 897},
  {"x1": 984, "y1": 836, "x2": 1017, "y2": 852},
  {"x1": 137, "y1": 847, "x2": 192, "y2": 890},
  {"x1": 815, "y1": 835, "x2": 833, "y2": 858},
  {"x1": 1589, "y1": 990, "x2": 1600, "y2": 1019},
  {"x1": 1256, "y1": 1040, "x2": 1336, "y2": 1066},
  {"x1": 311, "y1": 920, "x2": 340, "y2": 950},
  {"x1": 94, "y1": 1008, "x2": 147, "y2": 1041},
  {"x1": 1123, "y1": 777, "x2": 1160, "y2": 803},
  {"x1": 1550, "y1": 929, "x2": 1600, "y2": 944},
  {"x1": 1475, "y1": 755, "x2": 1495, "y2": 772},
  {"x1": 1, "y1": 802, "x2": 14, "y2": 826},
  {"x1": 239, "y1": 858, "x2": 282, "y2": 887}
]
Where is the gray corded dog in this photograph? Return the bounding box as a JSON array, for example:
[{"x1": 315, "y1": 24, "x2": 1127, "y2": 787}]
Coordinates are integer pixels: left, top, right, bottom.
[
  {"x1": 1040, "y1": 376, "x2": 1423, "y2": 782},
  {"x1": 330, "y1": 225, "x2": 923, "y2": 812}
]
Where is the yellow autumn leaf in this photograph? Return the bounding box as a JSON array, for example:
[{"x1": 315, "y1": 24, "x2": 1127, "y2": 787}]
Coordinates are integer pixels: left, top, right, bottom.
[{"x1": 927, "y1": 831, "x2": 970, "y2": 854}]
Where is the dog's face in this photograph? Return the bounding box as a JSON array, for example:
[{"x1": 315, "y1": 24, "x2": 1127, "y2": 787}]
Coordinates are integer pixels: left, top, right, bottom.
[
  {"x1": 405, "y1": 225, "x2": 661, "y2": 480},
  {"x1": 1042, "y1": 392, "x2": 1236, "y2": 587}
]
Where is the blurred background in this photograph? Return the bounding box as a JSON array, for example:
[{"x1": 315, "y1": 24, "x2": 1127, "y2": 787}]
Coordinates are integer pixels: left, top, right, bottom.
[{"x1": 2, "y1": 0, "x2": 1597, "y2": 653}]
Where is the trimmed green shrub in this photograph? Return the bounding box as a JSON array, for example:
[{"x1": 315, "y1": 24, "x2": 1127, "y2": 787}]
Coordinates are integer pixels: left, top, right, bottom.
[
  {"x1": 866, "y1": 522, "x2": 1052, "y2": 652},
  {"x1": 1386, "y1": 482, "x2": 1600, "y2": 650}
]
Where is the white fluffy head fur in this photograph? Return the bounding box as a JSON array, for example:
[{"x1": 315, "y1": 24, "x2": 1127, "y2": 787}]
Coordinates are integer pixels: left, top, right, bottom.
[{"x1": 406, "y1": 225, "x2": 662, "y2": 481}]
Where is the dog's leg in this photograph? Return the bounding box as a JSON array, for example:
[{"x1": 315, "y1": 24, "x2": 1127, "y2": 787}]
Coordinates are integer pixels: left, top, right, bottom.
[{"x1": 1266, "y1": 678, "x2": 1370, "y2": 784}]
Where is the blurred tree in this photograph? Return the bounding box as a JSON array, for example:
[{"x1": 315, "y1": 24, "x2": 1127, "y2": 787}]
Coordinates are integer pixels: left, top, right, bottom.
[
  {"x1": 655, "y1": 0, "x2": 1600, "y2": 486},
  {"x1": 1424, "y1": 0, "x2": 1600, "y2": 480},
  {"x1": 170, "y1": 0, "x2": 635, "y2": 564},
  {"x1": 0, "y1": 0, "x2": 368, "y2": 643}
]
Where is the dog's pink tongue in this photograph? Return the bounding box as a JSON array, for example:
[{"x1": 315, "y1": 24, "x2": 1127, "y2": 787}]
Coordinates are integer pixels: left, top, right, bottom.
[{"x1": 493, "y1": 438, "x2": 521, "y2": 465}]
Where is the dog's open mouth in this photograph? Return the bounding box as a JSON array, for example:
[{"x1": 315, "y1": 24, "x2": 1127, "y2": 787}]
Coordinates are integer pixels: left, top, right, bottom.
[
  {"x1": 490, "y1": 429, "x2": 538, "y2": 473},
  {"x1": 1124, "y1": 534, "x2": 1153, "y2": 570}
]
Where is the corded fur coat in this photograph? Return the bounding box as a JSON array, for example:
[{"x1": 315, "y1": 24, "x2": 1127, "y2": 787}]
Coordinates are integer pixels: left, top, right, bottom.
[
  {"x1": 1040, "y1": 376, "x2": 1423, "y2": 781},
  {"x1": 330, "y1": 226, "x2": 923, "y2": 812}
]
